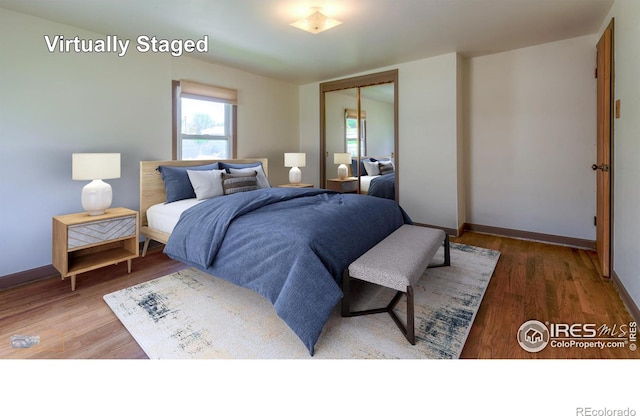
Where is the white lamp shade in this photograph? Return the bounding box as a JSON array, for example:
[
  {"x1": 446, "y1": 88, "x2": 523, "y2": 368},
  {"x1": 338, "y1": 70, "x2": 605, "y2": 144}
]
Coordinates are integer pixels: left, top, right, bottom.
[
  {"x1": 284, "y1": 153, "x2": 306, "y2": 168},
  {"x1": 72, "y1": 153, "x2": 120, "y2": 215},
  {"x1": 333, "y1": 153, "x2": 352, "y2": 165},
  {"x1": 72, "y1": 153, "x2": 121, "y2": 180}
]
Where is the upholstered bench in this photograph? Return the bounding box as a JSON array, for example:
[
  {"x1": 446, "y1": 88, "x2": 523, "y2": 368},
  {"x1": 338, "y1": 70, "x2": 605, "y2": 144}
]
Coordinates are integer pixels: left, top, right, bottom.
[{"x1": 341, "y1": 224, "x2": 450, "y2": 344}]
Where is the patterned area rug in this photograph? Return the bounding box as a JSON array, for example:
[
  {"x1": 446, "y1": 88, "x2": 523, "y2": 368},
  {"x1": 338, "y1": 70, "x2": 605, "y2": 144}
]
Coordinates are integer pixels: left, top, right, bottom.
[{"x1": 104, "y1": 243, "x2": 499, "y2": 359}]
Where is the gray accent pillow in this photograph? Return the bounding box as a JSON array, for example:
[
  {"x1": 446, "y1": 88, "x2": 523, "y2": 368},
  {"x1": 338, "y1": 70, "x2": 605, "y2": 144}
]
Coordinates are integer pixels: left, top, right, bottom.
[
  {"x1": 221, "y1": 171, "x2": 259, "y2": 195},
  {"x1": 378, "y1": 161, "x2": 395, "y2": 175},
  {"x1": 187, "y1": 169, "x2": 226, "y2": 200},
  {"x1": 229, "y1": 165, "x2": 271, "y2": 189}
]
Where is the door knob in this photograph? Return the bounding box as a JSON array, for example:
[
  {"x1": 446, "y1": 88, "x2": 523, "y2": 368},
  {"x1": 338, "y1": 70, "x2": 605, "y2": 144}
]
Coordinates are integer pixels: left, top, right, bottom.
[{"x1": 592, "y1": 163, "x2": 610, "y2": 172}]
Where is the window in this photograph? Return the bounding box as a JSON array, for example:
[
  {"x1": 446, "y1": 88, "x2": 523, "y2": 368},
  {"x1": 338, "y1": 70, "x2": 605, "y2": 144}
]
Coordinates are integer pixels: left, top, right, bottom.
[
  {"x1": 172, "y1": 80, "x2": 237, "y2": 160},
  {"x1": 345, "y1": 109, "x2": 366, "y2": 157}
]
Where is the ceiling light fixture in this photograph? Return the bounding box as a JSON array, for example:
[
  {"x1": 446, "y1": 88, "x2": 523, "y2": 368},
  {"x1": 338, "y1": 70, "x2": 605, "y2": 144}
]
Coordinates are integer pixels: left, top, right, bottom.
[{"x1": 291, "y1": 7, "x2": 342, "y2": 34}]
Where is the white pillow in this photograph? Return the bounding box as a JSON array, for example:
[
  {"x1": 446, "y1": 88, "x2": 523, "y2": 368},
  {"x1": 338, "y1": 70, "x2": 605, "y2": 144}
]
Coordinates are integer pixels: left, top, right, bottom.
[
  {"x1": 229, "y1": 165, "x2": 271, "y2": 189},
  {"x1": 187, "y1": 169, "x2": 226, "y2": 200},
  {"x1": 363, "y1": 160, "x2": 380, "y2": 176}
]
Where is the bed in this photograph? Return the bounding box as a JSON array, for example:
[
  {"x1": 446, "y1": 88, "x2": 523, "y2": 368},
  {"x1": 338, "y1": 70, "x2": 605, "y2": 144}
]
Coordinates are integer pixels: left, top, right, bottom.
[
  {"x1": 139, "y1": 158, "x2": 411, "y2": 355},
  {"x1": 139, "y1": 159, "x2": 270, "y2": 250}
]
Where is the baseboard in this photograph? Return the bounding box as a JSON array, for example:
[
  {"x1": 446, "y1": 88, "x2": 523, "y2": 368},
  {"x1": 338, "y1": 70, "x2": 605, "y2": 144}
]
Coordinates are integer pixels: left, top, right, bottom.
[
  {"x1": 0, "y1": 264, "x2": 59, "y2": 291},
  {"x1": 610, "y1": 269, "x2": 640, "y2": 324},
  {"x1": 463, "y1": 223, "x2": 596, "y2": 250},
  {"x1": 0, "y1": 241, "x2": 163, "y2": 291},
  {"x1": 413, "y1": 222, "x2": 459, "y2": 237}
]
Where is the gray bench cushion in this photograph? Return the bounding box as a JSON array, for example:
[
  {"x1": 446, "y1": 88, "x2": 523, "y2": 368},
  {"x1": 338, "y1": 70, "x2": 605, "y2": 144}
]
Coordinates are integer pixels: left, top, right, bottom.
[{"x1": 348, "y1": 224, "x2": 445, "y2": 292}]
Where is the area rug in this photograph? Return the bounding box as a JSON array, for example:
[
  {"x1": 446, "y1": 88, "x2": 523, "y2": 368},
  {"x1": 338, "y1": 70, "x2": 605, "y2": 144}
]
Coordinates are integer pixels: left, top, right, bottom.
[{"x1": 104, "y1": 243, "x2": 499, "y2": 359}]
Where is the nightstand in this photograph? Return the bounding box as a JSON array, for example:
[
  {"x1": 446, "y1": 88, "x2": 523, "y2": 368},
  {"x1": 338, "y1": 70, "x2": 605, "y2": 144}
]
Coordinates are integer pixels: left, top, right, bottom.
[
  {"x1": 277, "y1": 183, "x2": 314, "y2": 188},
  {"x1": 327, "y1": 177, "x2": 358, "y2": 193},
  {"x1": 52, "y1": 207, "x2": 139, "y2": 291}
]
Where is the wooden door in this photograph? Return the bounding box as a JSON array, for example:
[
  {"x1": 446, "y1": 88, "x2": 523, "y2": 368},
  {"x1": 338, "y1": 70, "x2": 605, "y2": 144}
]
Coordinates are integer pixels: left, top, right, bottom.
[{"x1": 595, "y1": 21, "x2": 613, "y2": 277}]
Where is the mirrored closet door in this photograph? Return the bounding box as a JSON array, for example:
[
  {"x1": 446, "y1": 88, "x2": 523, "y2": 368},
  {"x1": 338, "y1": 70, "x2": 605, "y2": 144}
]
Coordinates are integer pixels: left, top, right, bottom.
[{"x1": 320, "y1": 69, "x2": 398, "y2": 200}]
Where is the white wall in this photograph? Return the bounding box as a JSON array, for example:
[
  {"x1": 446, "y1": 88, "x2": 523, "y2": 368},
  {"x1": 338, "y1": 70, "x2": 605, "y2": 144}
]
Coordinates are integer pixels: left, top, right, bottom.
[
  {"x1": 0, "y1": 8, "x2": 299, "y2": 277},
  {"x1": 298, "y1": 83, "x2": 320, "y2": 187},
  {"x1": 457, "y1": 55, "x2": 466, "y2": 232},
  {"x1": 465, "y1": 35, "x2": 598, "y2": 240},
  {"x1": 397, "y1": 54, "x2": 461, "y2": 231},
  {"x1": 599, "y1": 0, "x2": 640, "y2": 310}
]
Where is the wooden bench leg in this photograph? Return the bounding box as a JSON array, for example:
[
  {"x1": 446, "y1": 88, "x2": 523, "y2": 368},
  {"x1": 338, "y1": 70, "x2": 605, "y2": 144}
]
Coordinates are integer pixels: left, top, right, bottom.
[
  {"x1": 406, "y1": 285, "x2": 415, "y2": 344},
  {"x1": 444, "y1": 234, "x2": 451, "y2": 266},
  {"x1": 387, "y1": 286, "x2": 415, "y2": 345},
  {"x1": 342, "y1": 271, "x2": 416, "y2": 345},
  {"x1": 429, "y1": 234, "x2": 451, "y2": 268}
]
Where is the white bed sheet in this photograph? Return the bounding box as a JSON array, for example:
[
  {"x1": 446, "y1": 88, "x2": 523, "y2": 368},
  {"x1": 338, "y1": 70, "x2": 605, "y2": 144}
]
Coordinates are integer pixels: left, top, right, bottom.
[
  {"x1": 147, "y1": 198, "x2": 202, "y2": 235},
  {"x1": 359, "y1": 175, "x2": 380, "y2": 193}
]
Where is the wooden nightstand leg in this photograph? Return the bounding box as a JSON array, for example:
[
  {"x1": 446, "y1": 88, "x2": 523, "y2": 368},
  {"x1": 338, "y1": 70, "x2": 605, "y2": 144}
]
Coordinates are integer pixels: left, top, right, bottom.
[
  {"x1": 127, "y1": 259, "x2": 132, "y2": 274},
  {"x1": 70, "y1": 275, "x2": 76, "y2": 291}
]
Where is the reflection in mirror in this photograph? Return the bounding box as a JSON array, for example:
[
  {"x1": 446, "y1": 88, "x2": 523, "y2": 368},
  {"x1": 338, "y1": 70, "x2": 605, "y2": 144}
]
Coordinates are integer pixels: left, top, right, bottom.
[
  {"x1": 345, "y1": 108, "x2": 366, "y2": 157},
  {"x1": 357, "y1": 83, "x2": 395, "y2": 199},
  {"x1": 320, "y1": 70, "x2": 398, "y2": 200},
  {"x1": 324, "y1": 88, "x2": 358, "y2": 185}
]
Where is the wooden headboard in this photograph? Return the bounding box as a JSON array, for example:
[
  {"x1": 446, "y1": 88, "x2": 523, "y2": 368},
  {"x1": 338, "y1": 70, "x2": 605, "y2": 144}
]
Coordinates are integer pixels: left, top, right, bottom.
[{"x1": 139, "y1": 158, "x2": 268, "y2": 228}]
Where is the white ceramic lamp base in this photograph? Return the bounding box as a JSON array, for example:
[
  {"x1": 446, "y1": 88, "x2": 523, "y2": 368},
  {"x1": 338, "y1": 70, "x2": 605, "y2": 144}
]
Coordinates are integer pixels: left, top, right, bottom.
[
  {"x1": 289, "y1": 166, "x2": 302, "y2": 184},
  {"x1": 337, "y1": 164, "x2": 348, "y2": 180},
  {"x1": 82, "y1": 179, "x2": 113, "y2": 215}
]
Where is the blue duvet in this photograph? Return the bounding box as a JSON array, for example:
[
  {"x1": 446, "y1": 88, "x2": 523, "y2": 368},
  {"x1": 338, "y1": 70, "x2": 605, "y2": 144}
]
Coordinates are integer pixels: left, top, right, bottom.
[
  {"x1": 163, "y1": 187, "x2": 410, "y2": 355},
  {"x1": 368, "y1": 173, "x2": 396, "y2": 200}
]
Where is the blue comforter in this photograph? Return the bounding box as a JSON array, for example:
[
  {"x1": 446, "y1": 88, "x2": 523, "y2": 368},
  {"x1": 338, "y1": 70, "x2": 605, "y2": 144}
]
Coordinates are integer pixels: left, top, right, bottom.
[
  {"x1": 164, "y1": 187, "x2": 410, "y2": 355},
  {"x1": 368, "y1": 173, "x2": 395, "y2": 200}
]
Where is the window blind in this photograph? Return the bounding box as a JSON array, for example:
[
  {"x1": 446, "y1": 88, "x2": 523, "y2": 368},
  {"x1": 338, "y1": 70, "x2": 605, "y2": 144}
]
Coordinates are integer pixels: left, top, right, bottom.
[
  {"x1": 345, "y1": 109, "x2": 366, "y2": 119},
  {"x1": 179, "y1": 80, "x2": 237, "y2": 105}
]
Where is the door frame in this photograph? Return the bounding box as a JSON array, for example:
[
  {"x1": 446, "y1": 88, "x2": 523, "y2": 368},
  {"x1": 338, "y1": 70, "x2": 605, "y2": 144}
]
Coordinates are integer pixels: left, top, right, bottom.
[{"x1": 595, "y1": 18, "x2": 614, "y2": 277}]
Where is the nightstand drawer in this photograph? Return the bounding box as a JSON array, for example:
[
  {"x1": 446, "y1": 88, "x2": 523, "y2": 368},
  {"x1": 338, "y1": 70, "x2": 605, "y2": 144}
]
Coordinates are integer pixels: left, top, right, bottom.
[
  {"x1": 341, "y1": 180, "x2": 358, "y2": 193},
  {"x1": 327, "y1": 178, "x2": 358, "y2": 193},
  {"x1": 68, "y1": 215, "x2": 136, "y2": 249}
]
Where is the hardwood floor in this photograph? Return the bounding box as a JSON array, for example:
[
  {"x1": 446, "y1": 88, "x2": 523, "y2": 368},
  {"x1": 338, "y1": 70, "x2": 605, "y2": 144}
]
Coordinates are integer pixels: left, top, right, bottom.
[
  {"x1": 0, "y1": 246, "x2": 184, "y2": 359},
  {"x1": 455, "y1": 232, "x2": 637, "y2": 359},
  {"x1": 0, "y1": 232, "x2": 637, "y2": 359}
]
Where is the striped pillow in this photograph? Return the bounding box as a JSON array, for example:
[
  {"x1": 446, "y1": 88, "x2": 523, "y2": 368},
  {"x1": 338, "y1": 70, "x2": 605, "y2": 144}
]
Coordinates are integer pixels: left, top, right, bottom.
[
  {"x1": 378, "y1": 161, "x2": 395, "y2": 175},
  {"x1": 221, "y1": 171, "x2": 259, "y2": 195}
]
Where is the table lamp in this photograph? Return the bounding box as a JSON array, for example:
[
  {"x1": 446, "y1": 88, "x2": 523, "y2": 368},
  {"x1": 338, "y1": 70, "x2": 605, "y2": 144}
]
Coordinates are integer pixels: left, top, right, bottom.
[
  {"x1": 284, "y1": 153, "x2": 306, "y2": 184},
  {"x1": 334, "y1": 153, "x2": 352, "y2": 180},
  {"x1": 72, "y1": 153, "x2": 121, "y2": 215}
]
